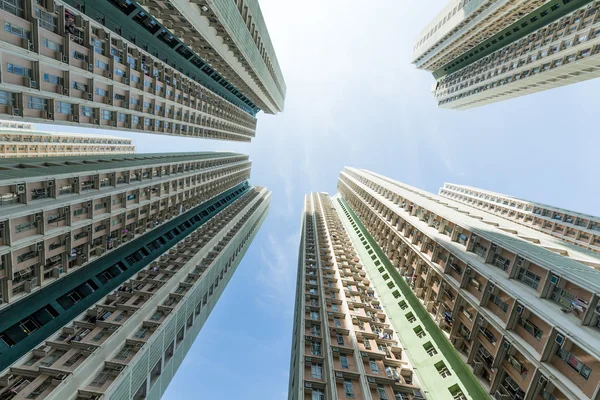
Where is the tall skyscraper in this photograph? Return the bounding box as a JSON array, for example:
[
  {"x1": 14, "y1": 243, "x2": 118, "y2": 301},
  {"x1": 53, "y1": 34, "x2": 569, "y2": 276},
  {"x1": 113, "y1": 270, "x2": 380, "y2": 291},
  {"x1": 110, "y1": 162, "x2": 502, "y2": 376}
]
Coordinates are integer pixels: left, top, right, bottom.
[
  {"x1": 0, "y1": 0, "x2": 286, "y2": 141},
  {"x1": 0, "y1": 121, "x2": 135, "y2": 157},
  {"x1": 0, "y1": 151, "x2": 270, "y2": 400},
  {"x1": 439, "y1": 183, "x2": 600, "y2": 254},
  {"x1": 333, "y1": 168, "x2": 600, "y2": 400},
  {"x1": 289, "y1": 192, "x2": 489, "y2": 400},
  {"x1": 413, "y1": 0, "x2": 600, "y2": 109}
]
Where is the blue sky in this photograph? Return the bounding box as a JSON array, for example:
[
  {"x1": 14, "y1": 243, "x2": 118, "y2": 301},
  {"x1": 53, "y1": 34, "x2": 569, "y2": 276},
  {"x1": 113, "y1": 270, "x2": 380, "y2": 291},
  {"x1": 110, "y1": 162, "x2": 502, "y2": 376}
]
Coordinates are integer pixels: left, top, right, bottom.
[{"x1": 37, "y1": 0, "x2": 600, "y2": 398}]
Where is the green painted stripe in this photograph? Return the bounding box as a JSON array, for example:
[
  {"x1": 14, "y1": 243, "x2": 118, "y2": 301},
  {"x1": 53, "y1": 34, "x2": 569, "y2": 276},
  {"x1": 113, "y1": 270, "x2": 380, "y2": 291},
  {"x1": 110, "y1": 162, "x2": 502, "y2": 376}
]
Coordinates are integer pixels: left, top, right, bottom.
[
  {"x1": 433, "y1": 0, "x2": 593, "y2": 80},
  {"x1": 335, "y1": 197, "x2": 490, "y2": 400}
]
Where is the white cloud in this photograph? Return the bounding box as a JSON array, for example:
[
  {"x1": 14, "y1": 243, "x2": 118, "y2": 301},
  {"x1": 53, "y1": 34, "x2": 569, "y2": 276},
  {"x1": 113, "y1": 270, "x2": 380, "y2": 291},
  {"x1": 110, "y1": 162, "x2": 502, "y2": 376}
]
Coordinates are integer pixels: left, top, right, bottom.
[{"x1": 256, "y1": 231, "x2": 299, "y2": 315}]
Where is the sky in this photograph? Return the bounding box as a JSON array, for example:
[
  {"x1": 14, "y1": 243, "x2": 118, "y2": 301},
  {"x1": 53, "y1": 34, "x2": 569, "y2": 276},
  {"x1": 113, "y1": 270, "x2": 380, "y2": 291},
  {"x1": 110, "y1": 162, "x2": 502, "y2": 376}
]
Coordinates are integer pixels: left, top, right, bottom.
[{"x1": 36, "y1": 0, "x2": 600, "y2": 398}]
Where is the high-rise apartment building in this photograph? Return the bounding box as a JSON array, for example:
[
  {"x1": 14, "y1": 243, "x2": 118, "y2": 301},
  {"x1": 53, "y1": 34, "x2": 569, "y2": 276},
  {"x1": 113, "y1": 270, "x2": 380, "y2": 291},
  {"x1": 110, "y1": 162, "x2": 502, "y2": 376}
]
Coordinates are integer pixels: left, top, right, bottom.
[
  {"x1": 289, "y1": 192, "x2": 491, "y2": 399},
  {"x1": 0, "y1": 0, "x2": 286, "y2": 141},
  {"x1": 0, "y1": 151, "x2": 270, "y2": 400},
  {"x1": 335, "y1": 168, "x2": 600, "y2": 400},
  {"x1": 413, "y1": 0, "x2": 600, "y2": 109},
  {"x1": 0, "y1": 121, "x2": 135, "y2": 157},
  {"x1": 439, "y1": 183, "x2": 600, "y2": 255}
]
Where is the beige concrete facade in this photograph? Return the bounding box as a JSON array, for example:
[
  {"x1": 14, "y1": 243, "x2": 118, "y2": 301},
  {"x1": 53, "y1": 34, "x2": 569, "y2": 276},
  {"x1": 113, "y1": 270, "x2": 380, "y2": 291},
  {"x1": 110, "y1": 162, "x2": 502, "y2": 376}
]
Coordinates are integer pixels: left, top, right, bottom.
[
  {"x1": 0, "y1": 185, "x2": 270, "y2": 400},
  {"x1": 0, "y1": 122, "x2": 135, "y2": 157},
  {"x1": 414, "y1": 1, "x2": 600, "y2": 109},
  {"x1": 289, "y1": 193, "x2": 424, "y2": 400},
  {"x1": 337, "y1": 168, "x2": 600, "y2": 400},
  {"x1": 439, "y1": 183, "x2": 600, "y2": 255},
  {"x1": 0, "y1": 152, "x2": 251, "y2": 307},
  {"x1": 0, "y1": 0, "x2": 270, "y2": 142}
]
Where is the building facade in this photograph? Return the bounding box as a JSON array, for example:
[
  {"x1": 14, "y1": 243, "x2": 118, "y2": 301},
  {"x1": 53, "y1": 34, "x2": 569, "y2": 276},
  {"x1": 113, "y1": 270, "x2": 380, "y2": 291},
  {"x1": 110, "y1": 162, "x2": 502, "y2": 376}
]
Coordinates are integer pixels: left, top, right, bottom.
[
  {"x1": 0, "y1": 0, "x2": 286, "y2": 141},
  {"x1": 0, "y1": 121, "x2": 135, "y2": 157},
  {"x1": 336, "y1": 168, "x2": 600, "y2": 400},
  {"x1": 413, "y1": 0, "x2": 600, "y2": 109},
  {"x1": 0, "y1": 181, "x2": 270, "y2": 400},
  {"x1": 439, "y1": 183, "x2": 600, "y2": 254},
  {"x1": 288, "y1": 192, "x2": 491, "y2": 399}
]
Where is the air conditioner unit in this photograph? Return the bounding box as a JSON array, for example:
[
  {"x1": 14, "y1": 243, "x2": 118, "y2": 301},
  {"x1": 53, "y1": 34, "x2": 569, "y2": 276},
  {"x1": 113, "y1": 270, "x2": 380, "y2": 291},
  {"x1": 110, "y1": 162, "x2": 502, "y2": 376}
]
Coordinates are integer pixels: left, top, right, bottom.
[
  {"x1": 88, "y1": 64, "x2": 93, "y2": 72},
  {"x1": 47, "y1": 113, "x2": 53, "y2": 119},
  {"x1": 73, "y1": 115, "x2": 79, "y2": 122},
  {"x1": 539, "y1": 375, "x2": 548, "y2": 387},
  {"x1": 35, "y1": 214, "x2": 41, "y2": 221},
  {"x1": 87, "y1": 226, "x2": 92, "y2": 232},
  {"x1": 516, "y1": 256, "x2": 524, "y2": 267},
  {"x1": 106, "y1": 99, "x2": 112, "y2": 105},
  {"x1": 595, "y1": 304, "x2": 600, "y2": 315},
  {"x1": 26, "y1": 40, "x2": 34, "y2": 51},
  {"x1": 304, "y1": 335, "x2": 311, "y2": 341},
  {"x1": 125, "y1": 78, "x2": 130, "y2": 84},
  {"x1": 93, "y1": 119, "x2": 99, "y2": 124},
  {"x1": 555, "y1": 333, "x2": 565, "y2": 346},
  {"x1": 107, "y1": 72, "x2": 113, "y2": 79},
  {"x1": 63, "y1": 88, "x2": 69, "y2": 96},
  {"x1": 16, "y1": 184, "x2": 26, "y2": 194},
  {"x1": 550, "y1": 275, "x2": 559, "y2": 285},
  {"x1": 37, "y1": 243, "x2": 43, "y2": 251},
  {"x1": 64, "y1": 206, "x2": 70, "y2": 212},
  {"x1": 72, "y1": 178, "x2": 78, "y2": 184},
  {"x1": 491, "y1": 244, "x2": 497, "y2": 252},
  {"x1": 62, "y1": 54, "x2": 68, "y2": 63},
  {"x1": 466, "y1": 267, "x2": 471, "y2": 275},
  {"x1": 87, "y1": 93, "x2": 93, "y2": 101},
  {"x1": 503, "y1": 341, "x2": 511, "y2": 351},
  {"x1": 0, "y1": 222, "x2": 4, "y2": 230},
  {"x1": 488, "y1": 283, "x2": 495, "y2": 293},
  {"x1": 515, "y1": 304, "x2": 524, "y2": 315},
  {"x1": 114, "y1": 365, "x2": 124, "y2": 371},
  {"x1": 11, "y1": 107, "x2": 21, "y2": 116}
]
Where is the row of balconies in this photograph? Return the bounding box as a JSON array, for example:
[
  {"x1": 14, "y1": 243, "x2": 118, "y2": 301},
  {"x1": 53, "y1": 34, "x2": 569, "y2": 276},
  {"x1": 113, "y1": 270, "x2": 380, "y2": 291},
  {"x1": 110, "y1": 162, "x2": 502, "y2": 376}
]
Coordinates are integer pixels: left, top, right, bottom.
[{"x1": 338, "y1": 177, "x2": 600, "y2": 399}]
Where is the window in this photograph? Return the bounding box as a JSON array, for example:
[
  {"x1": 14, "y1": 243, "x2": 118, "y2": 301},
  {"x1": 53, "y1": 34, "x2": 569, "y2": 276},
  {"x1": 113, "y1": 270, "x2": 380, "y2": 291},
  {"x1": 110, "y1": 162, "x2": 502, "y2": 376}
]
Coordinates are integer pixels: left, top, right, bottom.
[
  {"x1": 343, "y1": 380, "x2": 355, "y2": 398},
  {"x1": 101, "y1": 110, "x2": 112, "y2": 120},
  {"x1": 489, "y1": 293, "x2": 509, "y2": 312},
  {"x1": 336, "y1": 334, "x2": 344, "y2": 346},
  {"x1": 27, "y1": 96, "x2": 47, "y2": 111},
  {"x1": 377, "y1": 385, "x2": 388, "y2": 400},
  {"x1": 518, "y1": 317, "x2": 543, "y2": 340},
  {"x1": 311, "y1": 363, "x2": 323, "y2": 379},
  {"x1": 7, "y1": 63, "x2": 32, "y2": 77},
  {"x1": 0, "y1": 0, "x2": 25, "y2": 17},
  {"x1": 334, "y1": 317, "x2": 341, "y2": 328},
  {"x1": 96, "y1": 60, "x2": 108, "y2": 70},
  {"x1": 43, "y1": 73, "x2": 62, "y2": 85},
  {"x1": 370, "y1": 359, "x2": 380, "y2": 374},
  {"x1": 340, "y1": 355, "x2": 349, "y2": 369},
  {"x1": 312, "y1": 390, "x2": 325, "y2": 400},
  {"x1": 310, "y1": 325, "x2": 320, "y2": 336},
  {"x1": 517, "y1": 268, "x2": 541, "y2": 290},
  {"x1": 72, "y1": 50, "x2": 88, "y2": 61},
  {"x1": 96, "y1": 88, "x2": 107, "y2": 96},
  {"x1": 311, "y1": 342, "x2": 321, "y2": 355},
  {"x1": 42, "y1": 38, "x2": 62, "y2": 52},
  {"x1": 72, "y1": 81, "x2": 87, "y2": 91},
  {"x1": 81, "y1": 106, "x2": 94, "y2": 117},
  {"x1": 556, "y1": 347, "x2": 591, "y2": 379},
  {"x1": 35, "y1": 8, "x2": 57, "y2": 32},
  {"x1": 0, "y1": 90, "x2": 14, "y2": 106},
  {"x1": 56, "y1": 102, "x2": 73, "y2": 114},
  {"x1": 5, "y1": 22, "x2": 30, "y2": 39},
  {"x1": 310, "y1": 311, "x2": 319, "y2": 320}
]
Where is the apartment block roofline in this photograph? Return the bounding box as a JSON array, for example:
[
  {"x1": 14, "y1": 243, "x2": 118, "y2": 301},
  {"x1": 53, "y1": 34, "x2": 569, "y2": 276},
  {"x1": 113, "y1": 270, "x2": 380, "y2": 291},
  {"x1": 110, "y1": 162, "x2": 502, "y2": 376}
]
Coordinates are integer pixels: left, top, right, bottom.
[
  {"x1": 351, "y1": 168, "x2": 600, "y2": 294},
  {"x1": 441, "y1": 182, "x2": 600, "y2": 222}
]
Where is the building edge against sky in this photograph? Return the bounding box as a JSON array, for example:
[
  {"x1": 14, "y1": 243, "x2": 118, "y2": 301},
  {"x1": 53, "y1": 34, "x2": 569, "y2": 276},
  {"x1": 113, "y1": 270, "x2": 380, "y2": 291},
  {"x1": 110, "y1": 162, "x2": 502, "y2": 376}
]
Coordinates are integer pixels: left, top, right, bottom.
[
  {"x1": 334, "y1": 168, "x2": 600, "y2": 400},
  {"x1": 438, "y1": 183, "x2": 600, "y2": 255},
  {"x1": 0, "y1": 121, "x2": 135, "y2": 157},
  {"x1": 413, "y1": 0, "x2": 600, "y2": 109},
  {"x1": 0, "y1": 151, "x2": 272, "y2": 400},
  {"x1": 0, "y1": 0, "x2": 286, "y2": 141},
  {"x1": 288, "y1": 192, "x2": 491, "y2": 400}
]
